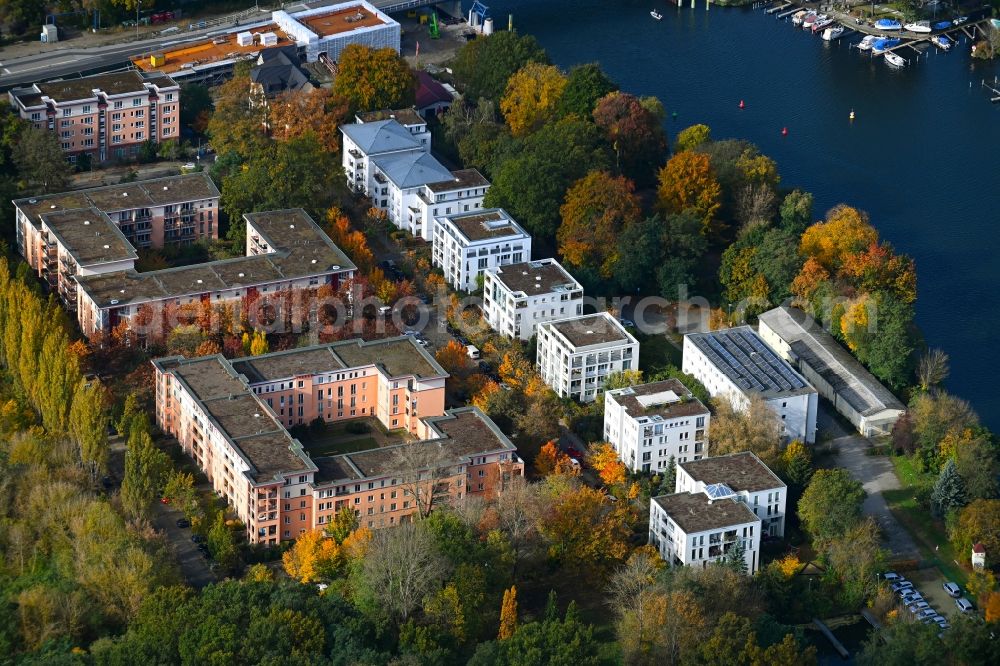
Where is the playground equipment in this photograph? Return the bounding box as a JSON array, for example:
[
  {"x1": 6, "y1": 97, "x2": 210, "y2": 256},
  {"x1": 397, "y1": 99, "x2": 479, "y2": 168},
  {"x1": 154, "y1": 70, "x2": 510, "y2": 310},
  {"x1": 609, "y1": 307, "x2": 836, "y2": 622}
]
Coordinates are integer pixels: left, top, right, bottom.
[{"x1": 428, "y1": 12, "x2": 440, "y2": 39}]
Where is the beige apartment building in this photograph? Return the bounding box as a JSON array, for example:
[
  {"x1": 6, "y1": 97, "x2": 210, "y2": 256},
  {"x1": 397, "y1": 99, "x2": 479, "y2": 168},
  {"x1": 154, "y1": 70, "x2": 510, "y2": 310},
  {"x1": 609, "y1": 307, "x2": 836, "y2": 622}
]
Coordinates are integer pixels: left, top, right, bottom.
[
  {"x1": 9, "y1": 70, "x2": 180, "y2": 163},
  {"x1": 153, "y1": 337, "x2": 523, "y2": 544}
]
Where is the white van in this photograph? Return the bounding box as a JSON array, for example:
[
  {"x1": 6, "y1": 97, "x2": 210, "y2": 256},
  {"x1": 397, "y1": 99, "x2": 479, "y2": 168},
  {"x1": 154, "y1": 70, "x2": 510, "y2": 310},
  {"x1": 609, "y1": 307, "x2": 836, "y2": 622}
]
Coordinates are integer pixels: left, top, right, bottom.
[{"x1": 466, "y1": 345, "x2": 480, "y2": 360}]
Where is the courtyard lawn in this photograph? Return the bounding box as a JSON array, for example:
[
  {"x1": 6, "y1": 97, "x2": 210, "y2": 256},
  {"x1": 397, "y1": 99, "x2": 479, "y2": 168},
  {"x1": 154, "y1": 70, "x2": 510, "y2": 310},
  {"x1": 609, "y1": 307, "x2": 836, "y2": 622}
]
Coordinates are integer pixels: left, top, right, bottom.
[
  {"x1": 637, "y1": 333, "x2": 682, "y2": 375},
  {"x1": 884, "y1": 455, "x2": 971, "y2": 591},
  {"x1": 302, "y1": 435, "x2": 378, "y2": 457}
]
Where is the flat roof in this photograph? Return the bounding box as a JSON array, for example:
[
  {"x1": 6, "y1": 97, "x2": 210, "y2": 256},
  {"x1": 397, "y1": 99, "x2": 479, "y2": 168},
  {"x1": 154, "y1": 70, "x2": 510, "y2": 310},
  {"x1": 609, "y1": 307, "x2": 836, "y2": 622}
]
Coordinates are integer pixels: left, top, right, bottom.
[
  {"x1": 14, "y1": 173, "x2": 220, "y2": 223},
  {"x1": 758, "y1": 306, "x2": 905, "y2": 416},
  {"x1": 687, "y1": 326, "x2": 813, "y2": 399},
  {"x1": 154, "y1": 355, "x2": 314, "y2": 484},
  {"x1": 356, "y1": 108, "x2": 425, "y2": 126},
  {"x1": 653, "y1": 492, "x2": 760, "y2": 534},
  {"x1": 424, "y1": 169, "x2": 489, "y2": 193},
  {"x1": 608, "y1": 378, "x2": 709, "y2": 422},
  {"x1": 74, "y1": 209, "x2": 355, "y2": 308},
  {"x1": 490, "y1": 259, "x2": 580, "y2": 297},
  {"x1": 131, "y1": 25, "x2": 295, "y2": 75},
  {"x1": 679, "y1": 452, "x2": 785, "y2": 494},
  {"x1": 12, "y1": 71, "x2": 177, "y2": 107},
  {"x1": 40, "y1": 208, "x2": 137, "y2": 266},
  {"x1": 231, "y1": 336, "x2": 447, "y2": 383},
  {"x1": 546, "y1": 312, "x2": 635, "y2": 349},
  {"x1": 314, "y1": 407, "x2": 515, "y2": 483},
  {"x1": 441, "y1": 209, "x2": 528, "y2": 243},
  {"x1": 299, "y1": 5, "x2": 386, "y2": 36}
]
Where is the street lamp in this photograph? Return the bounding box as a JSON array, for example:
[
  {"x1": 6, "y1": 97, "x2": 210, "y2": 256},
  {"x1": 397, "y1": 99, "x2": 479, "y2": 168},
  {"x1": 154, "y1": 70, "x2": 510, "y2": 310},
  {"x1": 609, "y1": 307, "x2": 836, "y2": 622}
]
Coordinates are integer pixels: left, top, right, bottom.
[{"x1": 136, "y1": 1, "x2": 141, "y2": 41}]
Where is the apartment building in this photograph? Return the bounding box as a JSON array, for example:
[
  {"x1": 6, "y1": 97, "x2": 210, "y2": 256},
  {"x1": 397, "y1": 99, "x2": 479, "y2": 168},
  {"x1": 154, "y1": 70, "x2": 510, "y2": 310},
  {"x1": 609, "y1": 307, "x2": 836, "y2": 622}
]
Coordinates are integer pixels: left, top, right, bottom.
[
  {"x1": 153, "y1": 341, "x2": 522, "y2": 545},
  {"x1": 9, "y1": 70, "x2": 180, "y2": 163},
  {"x1": 649, "y1": 489, "x2": 762, "y2": 575},
  {"x1": 74, "y1": 209, "x2": 356, "y2": 338},
  {"x1": 536, "y1": 313, "x2": 640, "y2": 403},
  {"x1": 682, "y1": 327, "x2": 818, "y2": 443},
  {"x1": 675, "y1": 452, "x2": 787, "y2": 538},
  {"x1": 603, "y1": 378, "x2": 710, "y2": 473},
  {"x1": 483, "y1": 258, "x2": 583, "y2": 341},
  {"x1": 341, "y1": 111, "x2": 489, "y2": 241},
  {"x1": 432, "y1": 209, "x2": 532, "y2": 292},
  {"x1": 758, "y1": 306, "x2": 905, "y2": 437}
]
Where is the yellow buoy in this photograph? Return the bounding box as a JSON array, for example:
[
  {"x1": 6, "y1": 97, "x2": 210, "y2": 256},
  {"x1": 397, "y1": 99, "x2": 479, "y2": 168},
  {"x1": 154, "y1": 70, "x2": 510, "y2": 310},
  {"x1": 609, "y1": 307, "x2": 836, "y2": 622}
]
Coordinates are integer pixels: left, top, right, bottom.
[{"x1": 849, "y1": 109, "x2": 855, "y2": 121}]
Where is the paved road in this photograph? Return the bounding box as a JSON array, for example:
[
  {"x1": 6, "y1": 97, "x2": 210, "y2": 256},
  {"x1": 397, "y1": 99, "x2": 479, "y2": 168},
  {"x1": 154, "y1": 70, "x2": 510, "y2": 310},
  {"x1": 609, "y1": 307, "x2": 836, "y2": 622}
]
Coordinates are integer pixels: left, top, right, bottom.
[{"x1": 153, "y1": 502, "x2": 216, "y2": 589}]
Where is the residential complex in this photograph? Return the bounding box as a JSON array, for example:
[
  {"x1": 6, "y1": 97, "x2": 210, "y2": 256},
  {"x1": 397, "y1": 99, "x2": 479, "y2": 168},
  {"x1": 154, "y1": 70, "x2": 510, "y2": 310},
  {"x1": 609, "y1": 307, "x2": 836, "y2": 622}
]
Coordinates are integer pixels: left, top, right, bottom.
[
  {"x1": 153, "y1": 337, "x2": 523, "y2": 544},
  {"x1": 603, "y1": 378, "x2": 710, "y2": 473},
  {"x1": 536, "y1": 313, "x2": 640, "y2": 403},
  {"x1": 675, "y1": 452, "x2": 787, "y2": 538},
  {"x1": 758, "y1": 306, "x2": 905, "y2": 437},
  {"x1": 341, "y1": 112, "x2": 489, "y2": 241},
  {"x1": 9, "y1": 70, "x2": 180, "y2": 163},
  {"x1": 72, "y1": 209, "x2": 356, "y2": 338},
  {"x1": 432, "y1": 209, "x2": 532, "y2": 292},
  {"x1": 649, "y1": 487, "x2": 762, "y2": 575},
  {"x1": 683, "y1": 327, "x2": 818, "y2": 443},
  {"x1": 483, "y1": 259, "x2": 583, "y2": 341}
]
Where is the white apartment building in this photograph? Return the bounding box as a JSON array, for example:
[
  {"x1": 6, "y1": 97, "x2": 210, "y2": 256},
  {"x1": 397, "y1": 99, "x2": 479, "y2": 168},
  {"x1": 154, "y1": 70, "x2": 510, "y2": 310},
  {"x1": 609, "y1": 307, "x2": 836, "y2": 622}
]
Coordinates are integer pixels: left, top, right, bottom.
[
  {"x1": 341, "y1": 110, "x2": 489, "y2": 241},
  {"x1": 536, "y1": 313, "x2": 640, "y2": 403},
  {"x1": 676, "y1": 452, "x2": 787, "y2": 538},
  {"x1": 432, "y1": 209, "x2": 531, "y2": 292},
  {"x1": 603, "y1": 378, "x2": 710, "y2": 473},
  {"x1": 649, "y1": 488, "x2": 762, "y2": 575},
  {"x1": 483, "y1": 258, "x2": 583, "y2": 341},
  {"x1": 682, "y1": 327, "x2": 818, "y2": 444}
]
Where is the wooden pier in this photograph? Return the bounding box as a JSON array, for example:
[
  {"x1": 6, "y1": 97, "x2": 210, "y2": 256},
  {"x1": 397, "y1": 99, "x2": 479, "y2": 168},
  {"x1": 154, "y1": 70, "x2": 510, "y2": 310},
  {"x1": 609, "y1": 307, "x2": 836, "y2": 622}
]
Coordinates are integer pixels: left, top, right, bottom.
[
  {"x1": 984, "y1": 80, "x2": 1000, "y2": 103},
  {"x1": 766, "y1": 2, "x2": 793, "y2": 15}
]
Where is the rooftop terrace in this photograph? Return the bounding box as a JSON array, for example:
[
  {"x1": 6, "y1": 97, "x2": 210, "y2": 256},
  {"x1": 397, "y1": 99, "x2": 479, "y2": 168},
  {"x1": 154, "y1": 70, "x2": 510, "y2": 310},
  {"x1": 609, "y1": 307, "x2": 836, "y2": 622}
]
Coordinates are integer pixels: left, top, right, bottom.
[
  {"x1": 546, "y1": 313, "x2": 634, "y2": 349},
  {"x1": 653, "y1": 492, "x2": 760, "y2": 534},
  {"x1": 443, "y1": 209, "x2": 528, "y2": 243},
  {"x1": 679, "y1": 452, "x2": 785, "y2": 494},
  {"x1": 490, "y1": 259, "x2": 580, "y2": 296},
  {"x1": 131, "y1": 26, "x2": 295, "y2": 75},
  {"x1": 608, "y1": 378, "x2": 709, "y2": 422},
  {"x1": 299, "y1": 5, "x2": 385, "y2": 36},
  {"x1": 11, "y1": 71, "x2": 177, "y2": 107}
]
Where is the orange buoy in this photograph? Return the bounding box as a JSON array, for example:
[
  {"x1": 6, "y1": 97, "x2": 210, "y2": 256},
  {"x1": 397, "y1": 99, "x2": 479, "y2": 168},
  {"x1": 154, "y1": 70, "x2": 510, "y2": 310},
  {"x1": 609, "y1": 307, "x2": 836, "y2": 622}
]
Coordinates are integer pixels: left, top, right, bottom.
[
  {"x1": 739, "y1": 99, "x2": 745, "y2": 109},
  {"x1": 781, "y1": 127, "x2": 788, "y2": 136}
]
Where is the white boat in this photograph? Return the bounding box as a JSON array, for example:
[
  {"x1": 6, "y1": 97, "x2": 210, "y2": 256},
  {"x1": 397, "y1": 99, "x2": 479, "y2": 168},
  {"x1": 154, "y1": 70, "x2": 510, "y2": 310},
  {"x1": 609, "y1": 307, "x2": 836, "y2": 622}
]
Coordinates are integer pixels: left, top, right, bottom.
[
  {"x1": 932, "y1": 34, "x2": 952, "y2": 50},
  {"x1": 885, "y1": 52, "x2": 906, "y2": 67},
  {"x1": 801, "y1": 12, "x2": 819, "y2": 30},
  {"x1": 822, "y1": 25, "x2": 845, "y2": 41},
  {"x1": 858, "y1": 35, "x2": 878, "y2": 51},
  {"x1": 650, "y1": 9, "x2": 662, "y2": 20},
  {"x1": 791, "y1": 9, "x2": 808, "y2": 26},
  {"x1": 813, "y1": 17, "x2": 835, "y2": 33},
  {"x1": 904, "y1": 21, "x2": 932, "y2": 33}
]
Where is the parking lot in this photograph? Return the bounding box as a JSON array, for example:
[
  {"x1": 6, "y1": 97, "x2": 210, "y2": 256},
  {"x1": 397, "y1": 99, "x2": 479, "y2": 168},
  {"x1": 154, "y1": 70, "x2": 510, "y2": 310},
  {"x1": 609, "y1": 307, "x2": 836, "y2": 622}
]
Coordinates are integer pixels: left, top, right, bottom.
[{"x1": 885, "y1": 568, "x2": 975, "y2": 628}]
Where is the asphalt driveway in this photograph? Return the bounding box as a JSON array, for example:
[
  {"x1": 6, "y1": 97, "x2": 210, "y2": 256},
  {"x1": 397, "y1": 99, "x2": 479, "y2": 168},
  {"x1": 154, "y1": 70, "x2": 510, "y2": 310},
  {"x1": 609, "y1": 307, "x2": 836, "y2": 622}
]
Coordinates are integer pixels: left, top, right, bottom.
[{"x1": 153, "y1": 502, "x2": 216, "y2": 589}]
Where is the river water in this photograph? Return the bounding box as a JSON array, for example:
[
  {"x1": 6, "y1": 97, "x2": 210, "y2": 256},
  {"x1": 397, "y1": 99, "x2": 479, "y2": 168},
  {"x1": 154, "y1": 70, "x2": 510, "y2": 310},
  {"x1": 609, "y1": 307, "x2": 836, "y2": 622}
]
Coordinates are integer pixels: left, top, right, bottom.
[{"x1": 495, "y1": 0, "x2": 1000, "y2": 425}]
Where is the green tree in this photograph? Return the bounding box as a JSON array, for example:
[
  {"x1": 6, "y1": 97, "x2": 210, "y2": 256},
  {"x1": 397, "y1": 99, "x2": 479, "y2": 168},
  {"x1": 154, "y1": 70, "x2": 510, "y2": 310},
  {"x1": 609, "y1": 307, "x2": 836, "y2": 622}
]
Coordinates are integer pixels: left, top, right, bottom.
[
  {"x1": 207, "y1": 512, "x2": 240, "y2": 574},
  {"x1": 722, "y1": 539, "x2": 748, "y2": 575},
  {"x1": 180, "y1": 83, "x2": 213, "y2": 134},
  {"x1": 674, "y1": 124, "x2": 712, "y2": 153},
  {"x1": 120, "y1": 427, "x2": 171, "y2": 520},
  {"x1": 556, "y1": 63, "x2": 617, "y2": 118},
  {"x1": 164, "y1": 470, "x2": 201, "y2": 522},
  {"x1": 14, "y1": 127, "x2": 72, "y2": 193},
  {"x1": 798, "y1": 468, "x2": 866, "y2": 546},
  {"x1": 949, "y1": 499, "x2": 1000, "y2": 560},
  {"x1": 69, "y1": 377, "x2": 108, "y2": 480},
  {"x1": 613, "y1": 215, "x2": 662, "y2": 294},
  {"x1": 452, "y1": 31, "x2": 550, "y2": 102},
  {"x1": 116, "y1": 393, "x2": 142, "y2": 439},
  {"x1": 324, "y1": 506, "x2": 359, "y2": 544},
  {"x1": 782, "y1": 440, "x2": 813, "y2": 487},
  {"x1": 954, "y1": 435, "x2": 1000, "y2": 500},
  {"x1": 778, "y1": 189, "x2": 815, "y2": 234},
  {"x1": 468, "y1": 597, "x2": 599, "y2": 666},
  {"x1": 855, "y1": 292, "x2": 915, "y2": 390},
  {"x1": 932, "y1": 458, "x2": 968, "y2": 516},
  {"x1": 332, "y1": 44, "x2": 416, "y2": 113}
]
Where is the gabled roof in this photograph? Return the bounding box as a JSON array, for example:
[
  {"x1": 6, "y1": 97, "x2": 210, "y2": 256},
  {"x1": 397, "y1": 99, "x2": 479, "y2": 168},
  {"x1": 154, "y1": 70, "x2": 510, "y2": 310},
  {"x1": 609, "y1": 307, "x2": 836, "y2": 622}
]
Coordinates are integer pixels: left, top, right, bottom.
[
  {"x1": 340, "y1": 119, "x2": 422, "y2": 154},
  {"x1": 250, "y1": 46, "x2": 310, "y2": 93},
  {"x1": 371, "y1": 151, "x2": 453, "y2": 189},
  {"x1": 415, "y1": 71, "x2": 453, "y2": 109}
]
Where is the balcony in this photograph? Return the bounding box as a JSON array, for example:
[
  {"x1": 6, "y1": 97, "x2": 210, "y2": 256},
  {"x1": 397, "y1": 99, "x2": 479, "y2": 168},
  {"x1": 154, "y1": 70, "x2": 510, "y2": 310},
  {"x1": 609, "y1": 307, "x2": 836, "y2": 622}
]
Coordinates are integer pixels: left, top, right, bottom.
[{"x1": 348, "y1": 149, "x2": 362, "y2": 159}]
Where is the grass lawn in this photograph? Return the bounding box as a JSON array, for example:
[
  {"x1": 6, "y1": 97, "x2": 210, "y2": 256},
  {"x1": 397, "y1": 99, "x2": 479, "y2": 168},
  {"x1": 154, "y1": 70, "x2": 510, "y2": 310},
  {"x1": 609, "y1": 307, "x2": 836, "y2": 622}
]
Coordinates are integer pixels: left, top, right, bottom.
[
  {"x1": 883, "y1": 456, "x2": 973, "y2": 592},
  {"x1": 637, "y1": 334, "x2": 682, "y2": 374},
  {"x1": 302, "y1": 435, "x2": 378, "y2": 457}
]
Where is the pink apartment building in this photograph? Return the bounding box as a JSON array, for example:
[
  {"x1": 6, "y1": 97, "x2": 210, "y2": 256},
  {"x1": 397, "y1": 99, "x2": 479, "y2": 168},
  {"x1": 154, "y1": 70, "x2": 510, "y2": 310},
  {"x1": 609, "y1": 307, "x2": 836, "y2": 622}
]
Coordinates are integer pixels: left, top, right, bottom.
[
  {"x1": 153, "y1": 337, "x2": 523, "y2": 545},
  {"x1": 8, "y1": 70, "x2": 180, "y2": 163}
]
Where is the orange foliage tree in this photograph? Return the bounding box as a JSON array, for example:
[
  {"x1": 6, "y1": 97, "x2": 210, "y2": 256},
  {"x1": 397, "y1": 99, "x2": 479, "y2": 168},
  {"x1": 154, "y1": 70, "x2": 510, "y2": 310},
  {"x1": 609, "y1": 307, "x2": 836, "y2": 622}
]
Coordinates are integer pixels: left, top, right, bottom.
[
  {"x1": 839, "y1": 241, "x2": 917, "y2": 304},
  {"x1": 538, "y1": 481, "x2": 634, "y2": 570},
  {"x1": 790, "y1": 257, "x2": 831, "y2": 307},
  {"x1": 501, "y1": 62, "x2": 568, "y2": 137},
  {"x1": 984, "y1": 591, "x2": 1000, "y2": 623},
  {"x1": 332, "y1": 44, "x2": 416, "y2": 113},
  {"x1": 281, "y1": 529, "x2": 342, "y2": 583},
  {"x1": 589, "y1": 442, "x2": 627, "y2": 487},
  {"x1": 656, "y1": 151, "x2": 722, "y2": 235},
  {"x1": 498, "y1": 585, "x2": 518, "y2": 640},
  {"x1": 798, "y1": 204, "x2": 878, "y2": 272},
  {"x1": 535, "y1": 440, "x2": 576, "y2": 476},
  {"x1": 557, "y1": 171, "x2": 641, "y2": 278},
  {"x1": 269, "y1": 88, "x2": 349, "y2": 152},
  {"x1": 325, "y1": 209, "x2": 374, "y2": 274}
]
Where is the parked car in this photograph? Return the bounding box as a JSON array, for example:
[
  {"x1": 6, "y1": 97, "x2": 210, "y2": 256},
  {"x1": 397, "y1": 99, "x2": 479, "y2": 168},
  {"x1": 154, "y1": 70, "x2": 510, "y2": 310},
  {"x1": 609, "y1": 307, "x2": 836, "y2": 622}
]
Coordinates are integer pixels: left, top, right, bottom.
[
  {"x1": 891, "y1": 581, "x2": 913, "y2": 592},
  {"x1": 956, "y1": 597, "x2": 975, "y2": 613},
  {"x1": 943, "y1": 582, "x2": 962, "y2": 598},
  {"x1": 901, "y1": 592, "x2": 923, "y2": 604},
  {"x1": 883, "y1": 572, "x2": 903, "y2": 582},
  {"x1": 176, "y1": 518, "x2": 190, "y2": 528},
  {"x1": 908, "y1": 601, "x2": 930, "y2": 614},
  {"x1": 160, "y1": 497, "x2": 171, "y2": 504},
  {"x1": 917, "y1": 608, "x2": 938, "y2": 619},
  {"x1": 564, "y1": 446, "x2": 584, "y2": 460},
  {"x1": 191, "y1": 535, "x2": 206, "y2": 544}
]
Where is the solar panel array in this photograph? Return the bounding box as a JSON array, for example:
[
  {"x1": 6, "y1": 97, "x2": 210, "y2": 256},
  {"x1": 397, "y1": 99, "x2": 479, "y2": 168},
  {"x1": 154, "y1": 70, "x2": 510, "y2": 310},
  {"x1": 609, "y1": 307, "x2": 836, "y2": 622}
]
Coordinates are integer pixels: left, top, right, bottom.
[{"x1": 692, "y1": 328, "x2": 806, "y2": 394}]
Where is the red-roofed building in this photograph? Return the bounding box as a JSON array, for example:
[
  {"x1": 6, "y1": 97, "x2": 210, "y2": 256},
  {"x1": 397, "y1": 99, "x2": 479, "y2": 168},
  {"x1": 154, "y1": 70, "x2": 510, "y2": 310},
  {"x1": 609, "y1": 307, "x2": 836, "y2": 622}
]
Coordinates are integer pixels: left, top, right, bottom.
[{"x1": 415, "y1": 71, "x2": 454, "y2": 119}]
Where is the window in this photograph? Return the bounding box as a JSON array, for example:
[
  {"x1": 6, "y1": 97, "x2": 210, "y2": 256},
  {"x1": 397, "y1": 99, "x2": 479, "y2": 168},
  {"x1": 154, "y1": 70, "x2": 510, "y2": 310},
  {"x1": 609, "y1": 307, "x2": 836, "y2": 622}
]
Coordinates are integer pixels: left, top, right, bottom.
[
  {"x1": 132, "y1": 98, "x2": 142, "y2": 107},
  {"x1": 135, "y1": 131, "x2": 144, "y2": 140},
  {"x1": 30, "y1": 112, "x2": 40, "y2": 121},
  {"x1": 113, "y1": 101, "x2": 123, "y2": 110},
  {"x1": 62, "y1": 108, "x2": 71, "y2": 117}
]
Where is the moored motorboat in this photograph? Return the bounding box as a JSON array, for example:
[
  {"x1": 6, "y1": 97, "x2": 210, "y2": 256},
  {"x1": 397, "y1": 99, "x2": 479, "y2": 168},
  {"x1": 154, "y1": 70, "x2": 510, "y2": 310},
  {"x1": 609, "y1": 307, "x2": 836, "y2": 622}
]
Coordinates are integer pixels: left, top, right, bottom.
[
  {"x1": 952, "y1": 16, "x2": 968, "y2": 26},
  {"x1": 904, "y1": 20, "x2": 932, "y2": 33},
  {"x1": 932, "y1": 34, "x2": 952, "y2": 50},
  {"x1": 872, "y1": 37, "x2": 902, "y2": 54},
  {"x1": 885, "y1": 52, "x2": 906, "y2": 67},
  {"x1": 802, "y1": 12, "x2": 819, "y2": 30},
  {"x1": 875, "y1": 18, "x2": 902, "y2": 31},
  {"x1": 858, "y1": 34, "x2": 878, "y2": 50},
  {"x1": 812, "y1": 17, "x2": 835, "y2": 33},
  {"x1": 822, "y1": 25, "x2": 845, "y2": 41},
  {"x1": 932, "y1": 21, "x2": 952, "y2": 30},
  {"x1": 650, "y1": 9, "x2": 662, "y2": 20},
  {"x1": 791, "y1": 9, "x2": 808, "y2": 26}
]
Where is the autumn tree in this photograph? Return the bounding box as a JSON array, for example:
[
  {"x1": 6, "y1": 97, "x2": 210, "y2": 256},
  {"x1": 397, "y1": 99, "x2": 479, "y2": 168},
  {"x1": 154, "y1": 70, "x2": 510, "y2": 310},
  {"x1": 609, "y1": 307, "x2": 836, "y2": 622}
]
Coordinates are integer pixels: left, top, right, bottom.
[
  {"x1": 498, "y1": 586, "x2": 518, "y2": 639},
  {"x1": 798, "y1": 468, "x2": 866, "y2": 546},
  {"x1": 359, "y1": 522, "x2": 449, "y2": 621},
  {"x1": 282, "y1": 529, "x2": 342, "y2": 582},
  {"x1": 120, "y1": 427, "x2": 171, "y2": 520},
  {"x1": 535, "y1": 440, "x2": 574, "y2": 476},
  {"x1": 656, "y1": 151, "x2": 722, "y2": 235},
  {"x1": 501, "y1": 63, "x2": 568, "y2": 137},
  {"x1": 537, "y1": 477, "x2": 633, "y2": 572},
  {"x1": 207, "y1": 68, "x2": 268, "y2": 159},
  {"x1": 674, "y1": 124, "x2": 712, "y2": 153},
  {"x1": 708, "y1": 394, "x2": 782, "y2": 465},
  {"x1": 593, "y1": 91, "x2": 667, "y2": 185},
  {"x1": 324, "y1": 506, "x2": 359, "y2": 544},
  {"x1": 333, "y1": 44, "x2": 416, "y2": 113},
  {"x1": 452, "y1": 31, "x2": 549, "y2": 101},
  {"x1": 781, "y1": 440, "x2": 813, "y2": 487},
  {"x1": 799, "y1": 204, "x2": 879, "y2": 272},
  {"x1": 325, "y1": 209, "x2": 374, "y2": 274},
  {"x1": 164, "y1": 470, "x2": 201, "y2": 522},
  {"x1": 268, "y1": 88, "x2": 348, "y2": 152},
  {"x1": 207, "y1": 512, "x2": 240, "y2": 575},
  {"x1": 69, "y1": 377, "x2": 108, "y2": 479},
  {"x1": 492, "y1": 477, "x2": 543, "y2": 575},
  {"x1": 589, "y1": 442, "x2": 627, "y2": 487},
  {"x1": 14, "y1": 127, "x2": 72, "y2": 193},
  {"x1": 949, "y1": 499, "x2": 1000, "y2": 562},
  {"x1": 557, "y1": 171, "x2": 641, "y2": 278},
  {"x1": 916, "y1": 348, "x2": 950, "y2": 392}
]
